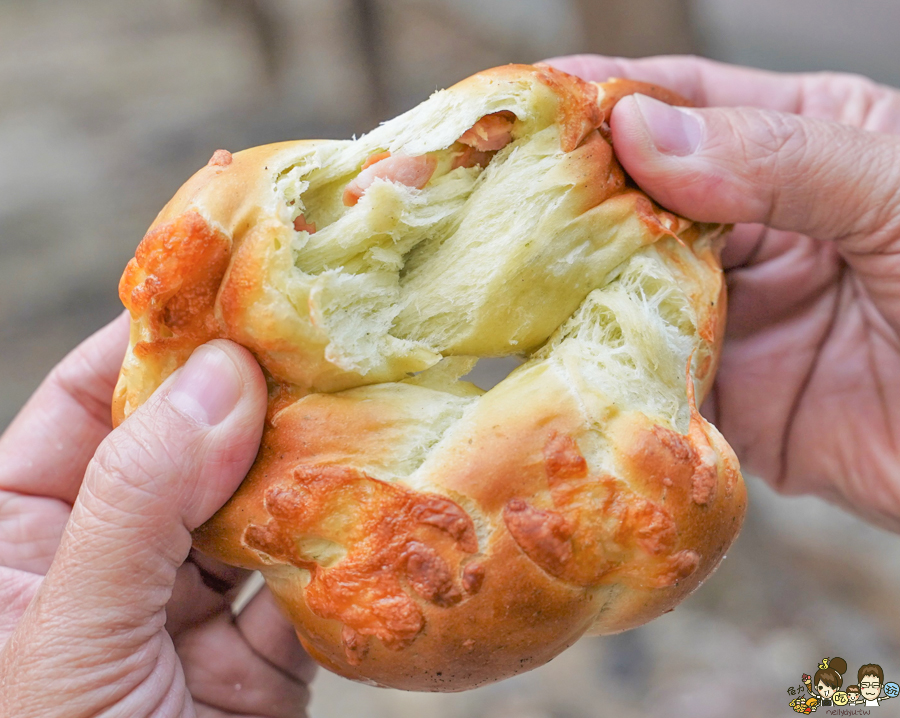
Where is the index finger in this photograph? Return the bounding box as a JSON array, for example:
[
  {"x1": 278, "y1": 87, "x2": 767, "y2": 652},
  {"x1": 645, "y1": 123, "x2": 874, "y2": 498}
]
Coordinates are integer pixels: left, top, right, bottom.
[
  {"x1": 0, "y1": 311, "x2": 130, "y2": 504},
  {"x1": 543, "y1": 54, "x2": 805, "y2": 111}
]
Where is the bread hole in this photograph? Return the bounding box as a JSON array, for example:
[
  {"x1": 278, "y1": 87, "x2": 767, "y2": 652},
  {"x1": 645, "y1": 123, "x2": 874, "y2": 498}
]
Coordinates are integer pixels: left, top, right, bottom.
[
  {"x1": 288, "y1": 163, "x2": 483, "y2": 276},
  {"x1": 631, "y1": 273, "x2": 694, "y2": 338},
  {"x1": 296, "y1": 536, "x2": 347, "y2": 567},
  {"x1": 462, "y1": 356, "x2": 525, "y2": 391}
]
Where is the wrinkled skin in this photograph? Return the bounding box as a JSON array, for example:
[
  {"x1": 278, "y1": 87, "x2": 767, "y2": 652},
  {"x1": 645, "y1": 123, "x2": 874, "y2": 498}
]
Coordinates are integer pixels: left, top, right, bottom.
[
  {"x1": 4, "y1": 54, "x2": 900, "y2": 715},
  {"x1": 0, "y1": 314, "x2": 315, "y2": 717},
  {"x1": 548, "y1": 55, "x2": 900, "y2": 532}
]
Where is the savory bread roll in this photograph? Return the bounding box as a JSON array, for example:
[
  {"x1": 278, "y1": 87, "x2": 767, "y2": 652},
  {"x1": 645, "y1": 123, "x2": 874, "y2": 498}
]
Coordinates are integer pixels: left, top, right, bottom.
[{"x1": 113, "y1": 64, "x2": 746, "y2": 691}]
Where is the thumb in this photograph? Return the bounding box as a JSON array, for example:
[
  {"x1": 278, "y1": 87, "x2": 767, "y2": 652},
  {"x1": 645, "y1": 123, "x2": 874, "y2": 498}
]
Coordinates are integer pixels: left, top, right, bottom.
[
  {"x1": 610, "y1": 93, "x2": 900, "y2": 247},
  {"x1": 0, "y1": 340, "x2": 267, "y2": 710}
]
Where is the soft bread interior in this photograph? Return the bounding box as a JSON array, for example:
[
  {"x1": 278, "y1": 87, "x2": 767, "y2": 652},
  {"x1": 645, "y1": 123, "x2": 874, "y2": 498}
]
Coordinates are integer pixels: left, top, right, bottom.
[
  {"x1": 534, "y1": 238, "x2": 716, "y2": 431},
  {"x1": 116, "y1": 69, "x2": 724, "y2": 448},
  {"x1": 259, "y1": 72, "x2": 721, "y2": 440}
]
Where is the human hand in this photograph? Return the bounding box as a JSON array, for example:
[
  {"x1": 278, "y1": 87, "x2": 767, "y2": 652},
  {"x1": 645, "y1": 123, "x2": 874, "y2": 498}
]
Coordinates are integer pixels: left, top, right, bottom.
[
  {"x1": 545, "y1": 54, "x2": 900, "y2": 531},
  {"x1": 0, "y1": 313, "x2": 315, "y2": 717}
]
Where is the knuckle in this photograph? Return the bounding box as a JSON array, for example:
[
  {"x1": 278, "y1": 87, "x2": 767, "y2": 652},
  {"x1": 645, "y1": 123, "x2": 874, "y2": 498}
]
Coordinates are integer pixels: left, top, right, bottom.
[
  {"x1": 709, "y1": 108, "x2": 808, "y2": 172},
  {"x1": 46, "y1": 350, "x2": 111, "y2": 427},
  {"x1": 718, "y1": 102, "x2": 900, "y2": 243},
  {"x1": 745, "y1": 110, "x2": 808, "y2": 163},
  {"x1": 801, "y1": 71, "x2": 900, "y2": 130},
  {"x1": 82, "y1": 427, "x2": 184, "y2": 529},
  {"x1": 90, "y1": 429, "x2": 151, "y2": 486},
  {"x1": 89, "y1": 409, "x2": 192, "y2": 492},
  {"x1": 719, "y1": 109, "x2": 811, "y2": 223},
  {"x1": 850, "y1": 143, "x2": 900, "y2": 249},
  {"x1": 809, "y1": 70, "x2": 876, "y2": 97}
]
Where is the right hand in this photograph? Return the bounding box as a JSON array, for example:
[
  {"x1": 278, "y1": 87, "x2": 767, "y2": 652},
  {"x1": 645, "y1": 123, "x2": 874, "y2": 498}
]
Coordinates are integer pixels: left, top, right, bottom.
[{"x1": 544, "y1": 55, "x2": 900, "y2": 531}]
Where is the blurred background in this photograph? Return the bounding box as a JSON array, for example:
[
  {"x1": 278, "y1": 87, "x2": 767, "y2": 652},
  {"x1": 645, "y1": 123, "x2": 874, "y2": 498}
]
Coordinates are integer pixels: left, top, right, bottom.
[{"x1": 2, "y1": 1, "x2": 900, "y2": 716}]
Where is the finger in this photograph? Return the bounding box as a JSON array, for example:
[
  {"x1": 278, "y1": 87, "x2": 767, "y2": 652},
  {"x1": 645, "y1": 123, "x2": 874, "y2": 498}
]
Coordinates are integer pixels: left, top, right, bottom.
[
  {"x1": 543, "y1": 54, "x2": 900, "y2": 131},
  {"x1": 0, "y1": 311, "x2": 130, "y2": 504},
  {"x1": 610, "y1": 95, "x2": 900, "y2": 325},
  {"x1": 166, "y1": 551, "x2": 251, "y2": 637},
  {"x1": 0, "y1": 340, "x2": 267, "y2": 712},
  {"x1": 719, "y1": 223, "x2": 769, "y2": 270},
  {"x1": 234, "y1": 587, "x2": 317, "y2": 686},
  {"x1": 0, "y1": 567, "x2": 41, "y2": 649},
  {"x1": 723, "y1": 230, "x2": 841, "y2": 340},
  {"x1": 0, "y1": 490, "x2": 71, "y2": 573},
  {"x1": 610, "y1": 95, "x2": 900, "y2": 239},
  {"x1": 176, "y1": 591, "x2": 313, "y2": 718},
  {"x1": 543, "y1": 54, "x2": 805, "y2": 110}
]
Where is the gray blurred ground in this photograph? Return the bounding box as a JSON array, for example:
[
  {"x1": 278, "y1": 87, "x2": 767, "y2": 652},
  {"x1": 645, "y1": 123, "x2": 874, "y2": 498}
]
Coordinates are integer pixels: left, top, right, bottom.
[{"x1": 2, "y1": 1, "x2": 900, "y2": 716}]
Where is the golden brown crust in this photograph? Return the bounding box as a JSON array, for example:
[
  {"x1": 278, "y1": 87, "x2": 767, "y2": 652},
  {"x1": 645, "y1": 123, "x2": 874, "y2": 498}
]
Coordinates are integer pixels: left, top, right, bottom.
[
  {"x1": 116, "y1": 63, "x2": 747, "y2": 691},
  {"x1": 244, "y1": 465, "x2": 480, "y2": 653}
]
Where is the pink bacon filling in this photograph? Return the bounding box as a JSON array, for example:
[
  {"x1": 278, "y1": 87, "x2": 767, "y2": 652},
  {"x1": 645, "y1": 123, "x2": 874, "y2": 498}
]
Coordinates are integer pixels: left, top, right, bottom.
[
  {"x1": 293, "y1": 214, "x2": 317, "y2": 233},
  {"x1": 343, "y1": 153, "x2": 439, "y2": 207},
  {"x1": 341, "y1": 111, "x2": 516, "y2": 207},
  {"x1": 458, "y1": 111, "x2": 516, "y2": 152}
]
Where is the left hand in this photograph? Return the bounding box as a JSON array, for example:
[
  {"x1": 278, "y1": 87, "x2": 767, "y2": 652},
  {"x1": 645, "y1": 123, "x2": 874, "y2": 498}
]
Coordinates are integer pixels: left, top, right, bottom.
[
  {"x1": 0, "y1": 313, "x2": 315, "y2": 717},
  {"x1": 544, "y1": 54, "x2": 900, "y2": 531}
]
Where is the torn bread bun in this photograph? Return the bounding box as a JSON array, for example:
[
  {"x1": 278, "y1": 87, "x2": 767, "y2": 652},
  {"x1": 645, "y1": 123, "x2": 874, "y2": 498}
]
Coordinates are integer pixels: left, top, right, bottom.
[{"x1": 113, "y1": 64, "x2": 746, "y2": 691}]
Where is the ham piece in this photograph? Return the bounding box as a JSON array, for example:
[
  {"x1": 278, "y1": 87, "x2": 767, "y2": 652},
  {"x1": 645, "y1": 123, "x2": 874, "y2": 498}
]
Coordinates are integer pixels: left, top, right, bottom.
[
  {"x1": 343, "y1": 153, "x2": 438, "y2": 207},
  {"x1": 458, "y1": 111, "x2": 516, "y2": 152}
]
